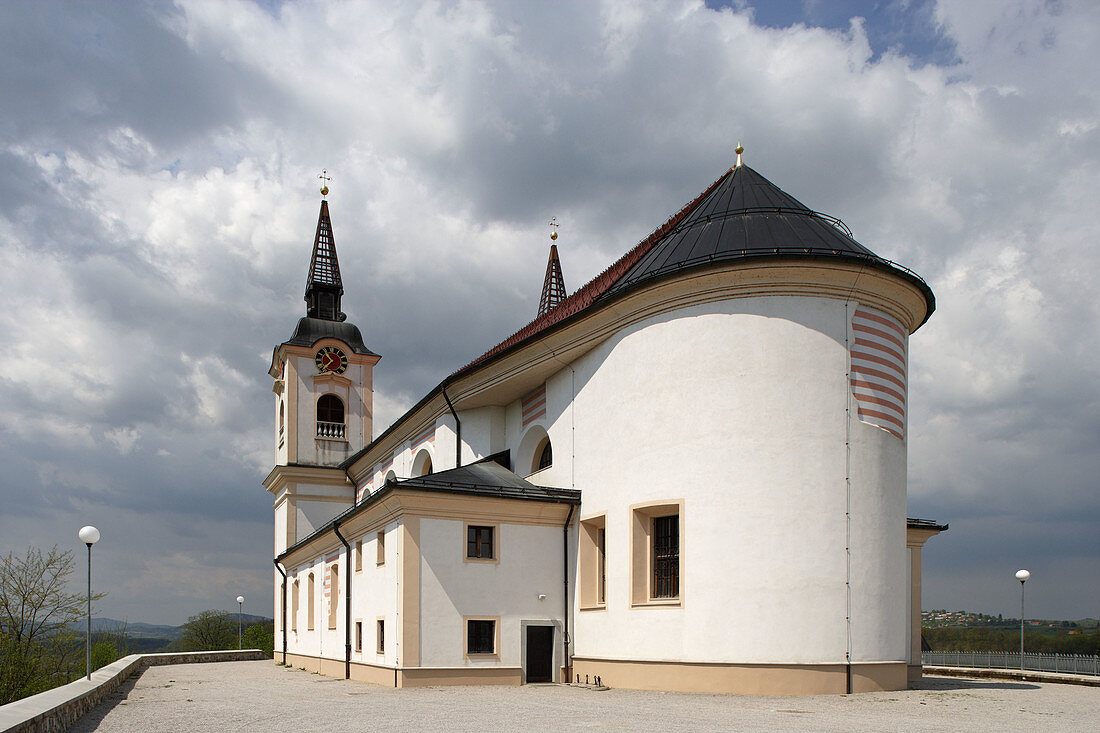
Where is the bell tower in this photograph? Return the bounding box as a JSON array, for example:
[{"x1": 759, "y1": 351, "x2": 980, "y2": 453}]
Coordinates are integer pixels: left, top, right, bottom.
[
  {"x1": 266, "y1": 176, "x2": 380, "y2": 554},
  {"x1": 268, "y1": 177, "x2": 380, "y2": 469}
]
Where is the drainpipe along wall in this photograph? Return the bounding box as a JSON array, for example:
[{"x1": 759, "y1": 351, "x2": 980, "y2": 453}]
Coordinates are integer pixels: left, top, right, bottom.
[
  {"x1": 562, "y1": 503, "x2": 575, "y2": 683},
  {"x1": 442, "y1": 387, "x2": 461, "y2": 468},
  {"x1": 333, "y1": 523, "x2": 352, "y2": 680},
  {"x1": 274, "y1": 560, "x2": 287, "y2": 665}
]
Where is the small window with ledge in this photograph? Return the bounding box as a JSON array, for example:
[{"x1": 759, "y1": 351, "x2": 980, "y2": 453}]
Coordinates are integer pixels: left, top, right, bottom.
[
  {"x1": 465, "y1": 617, "x2": 498, "y2": 656},
  {"x1": 316, "y1": 394, "x2": 346, "y2": 439},
  {"x1": 466, "y1": 524, "x2": 495, "y2": 561}
]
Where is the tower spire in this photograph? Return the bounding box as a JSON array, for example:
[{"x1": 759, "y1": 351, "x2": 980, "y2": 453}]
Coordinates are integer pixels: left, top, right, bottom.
[
  {"x1": 538, "y1": 218, "x2": 566, "y2": 318},
  {"x1": 304, "y1": 173, "x2": 345, "y2": 322}
]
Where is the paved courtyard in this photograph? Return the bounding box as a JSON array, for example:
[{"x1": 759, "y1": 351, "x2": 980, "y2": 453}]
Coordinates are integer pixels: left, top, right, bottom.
[{"x1": 70, "y1": 660, "x2": 1099, "y2": 732}]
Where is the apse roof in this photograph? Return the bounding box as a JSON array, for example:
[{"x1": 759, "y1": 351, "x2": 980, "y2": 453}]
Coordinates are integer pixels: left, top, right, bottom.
[{"x1": 601, "y1": 164, "x2": 922, "y2": 299}]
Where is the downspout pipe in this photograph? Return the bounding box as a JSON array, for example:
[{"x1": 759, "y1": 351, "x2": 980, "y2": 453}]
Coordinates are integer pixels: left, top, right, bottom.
[
  {"x1": 333, "y1": 522, "x2": 352, "y2": 680},
  {"x1": 273, "y1": 560, "x2": 287, "y2": 666},
  {"x1": 562, "y1": 503, "x2": 575, "y2": 683},
  {"x1": 442, "y1": 386, "x2": 462, "y2": 469}
]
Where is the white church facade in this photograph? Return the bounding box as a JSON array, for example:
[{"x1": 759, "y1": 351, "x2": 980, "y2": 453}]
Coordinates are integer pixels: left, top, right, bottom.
[{"x1": 266, "y1": 152, "x2": 946, "y2": 695}]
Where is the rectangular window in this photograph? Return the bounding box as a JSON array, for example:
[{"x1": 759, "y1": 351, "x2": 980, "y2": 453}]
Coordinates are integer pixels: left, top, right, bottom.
[
  {"x1": 466, "y1": 525, "x2": 494, "y2": 559},
  {"x1": 467, "y1": 619, "x2": 495, "y2": 655},
  {"x1": 652, "y1": 515, "x2": 679, "y2": 599},
  {"x1": 354, "y1": 540, "x2": 363, "y2": 572},
  {"x1": 630, "y1": 501, "x2": 684, "y2": 605},
  {"x1": 376, "y1": 530, "x2": 386, "y2": 565},
  {"x1": 355, "y1": 621, "x2": 362, "y2": 652},
  {"x1": 578, "y1": 514, "x2": 607, "y2": 609},
  {"x1": 376, "y1": 619, "x2": 385, "y2": 654}
]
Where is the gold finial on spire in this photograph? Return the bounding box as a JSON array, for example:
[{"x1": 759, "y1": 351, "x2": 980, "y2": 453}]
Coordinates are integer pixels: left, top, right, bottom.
[
  {"x1": 318, "y1": 169, "x2": 331, "y2": 198},
  {"x1": 734, "y1": 141, "x2": 744, "y2": 169},
  {"x1": 548, "y1": 216, "x2": 559, "y2": 241}
]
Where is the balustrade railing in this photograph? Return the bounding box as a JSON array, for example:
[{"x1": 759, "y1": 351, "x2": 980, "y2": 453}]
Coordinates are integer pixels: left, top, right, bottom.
[
  {"x1": 922, "y1": 650, "x2": 1100, "y2": 676},
  {"x1": 316, "y1": 421, "x2": 346, "y2": 439}
]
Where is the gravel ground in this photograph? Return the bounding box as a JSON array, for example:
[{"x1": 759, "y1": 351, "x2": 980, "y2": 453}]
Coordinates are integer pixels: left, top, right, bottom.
[{"x1": 69, "y1": 661, "x2": 1100, "y2": 732}]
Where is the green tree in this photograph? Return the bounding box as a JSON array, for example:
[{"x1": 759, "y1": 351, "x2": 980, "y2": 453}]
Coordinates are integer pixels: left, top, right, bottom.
[
  {"x1": 179, "y1": 610, "x2": 236, "y2": 651},
  {"x1": 0, "y1": 546, "x2": 100, "y2": 704},
  {"x1": 242, "y1": 623, "x2": 274, "y2": 656},
  {"x1": 89, "y1": 622, "x2": 131, "y2": 671}
]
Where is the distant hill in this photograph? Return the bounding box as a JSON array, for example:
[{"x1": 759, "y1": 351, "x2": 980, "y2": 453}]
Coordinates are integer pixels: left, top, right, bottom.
[{"x1": 80, "y1": 614, "x2": 274, "y2": 641}]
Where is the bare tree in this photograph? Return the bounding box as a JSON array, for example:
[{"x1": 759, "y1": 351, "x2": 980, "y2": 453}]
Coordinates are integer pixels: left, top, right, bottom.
[{"x1": 0, "y1": 546, "x2": 99, "y2": 703}]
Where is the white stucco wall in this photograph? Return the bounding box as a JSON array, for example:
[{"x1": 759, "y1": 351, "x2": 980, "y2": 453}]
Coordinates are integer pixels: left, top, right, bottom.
[
  {"x1": 532, "y1": 294, "x2": 908, "y2": 666},
  {"x1": 417, "y1": 518, "x2": 565, "y2": 668}
]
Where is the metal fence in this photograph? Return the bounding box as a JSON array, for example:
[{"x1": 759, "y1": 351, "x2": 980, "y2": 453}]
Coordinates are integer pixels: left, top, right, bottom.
[{"x1": 922, "y1": 650, "x2": 1100, "y2": 676}]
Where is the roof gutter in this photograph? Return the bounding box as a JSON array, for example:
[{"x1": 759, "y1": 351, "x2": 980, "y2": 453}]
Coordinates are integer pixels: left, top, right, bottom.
[{"x1": 332, "y1": 521, "x2": 352, "y2": 680}]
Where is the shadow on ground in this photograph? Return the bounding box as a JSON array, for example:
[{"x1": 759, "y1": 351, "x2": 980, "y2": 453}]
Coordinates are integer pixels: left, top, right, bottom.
[
  {"x1": 68, "y1": 674, "x2": 141, "y2": 733},
  {"x1": 916, "y1": 677, "x2": 1040, "y2": 691}
]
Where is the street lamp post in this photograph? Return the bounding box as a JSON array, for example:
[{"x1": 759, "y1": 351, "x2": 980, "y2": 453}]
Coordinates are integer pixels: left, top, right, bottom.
[
  {"x1": 237, "y1": 595, "x2": 244, "y2": 649},
  {"x1": 77, "y1": 526, "x2": 100, "y2": 681},
  {"x1": 1016, "y1": 569, "x2": 1030, "y2": 672}
]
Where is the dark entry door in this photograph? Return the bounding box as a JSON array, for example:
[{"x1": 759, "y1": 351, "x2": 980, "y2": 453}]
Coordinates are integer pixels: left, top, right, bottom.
[{"x1": 525, "y1": 626, "x2": 554, "y2": 683}]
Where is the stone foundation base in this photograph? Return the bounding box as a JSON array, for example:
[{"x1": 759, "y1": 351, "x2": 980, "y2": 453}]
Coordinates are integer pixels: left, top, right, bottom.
[
  {"x1": 281, "y1": 652, "x2": 522, "y2": 688},
  {"x1": 570, "y1": 657, "x2": 908, "y2": 695}
]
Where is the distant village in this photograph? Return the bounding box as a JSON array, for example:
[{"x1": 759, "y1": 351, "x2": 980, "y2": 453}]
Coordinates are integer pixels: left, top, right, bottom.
[{"x1": 922, "y1": 610, "x2": 1092, "y2": 632}]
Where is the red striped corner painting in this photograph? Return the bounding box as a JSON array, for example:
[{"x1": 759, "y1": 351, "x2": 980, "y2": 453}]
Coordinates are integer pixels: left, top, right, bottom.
[
  {"x1": 522, "y1": 384, "x2": 546, "y2": 428},
  {"x1": 850, "y1": 305, "x2": 907, "y2": 440}
]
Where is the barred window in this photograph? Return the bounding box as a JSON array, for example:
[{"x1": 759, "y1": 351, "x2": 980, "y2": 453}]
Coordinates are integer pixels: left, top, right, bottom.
[
  {"x1": 467, "y1": 619, "x2": 495, "y2": 654},
  {"x1": 652, "y1": 515, "x2": 679, "y2": 599}
]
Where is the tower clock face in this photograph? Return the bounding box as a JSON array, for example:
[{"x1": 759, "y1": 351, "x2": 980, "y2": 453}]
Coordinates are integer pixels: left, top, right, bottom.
[{"x1": 315, "y1": 346, "x2": 348, "y2": 374}]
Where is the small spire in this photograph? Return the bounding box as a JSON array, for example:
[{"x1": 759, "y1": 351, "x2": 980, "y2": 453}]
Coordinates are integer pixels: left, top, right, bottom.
[
  {"x1": 734, "y1": 141, "x2": 744, "y2": 169},
  {"x1": 538, "y1": 219, "x2": 566, "y2": 318},
  {"x1": 318, "y1": 169, "x2": 331, "y2": 199},
  {"x1": 304, "y1": 194, "x2": 345, "y2": 322}
]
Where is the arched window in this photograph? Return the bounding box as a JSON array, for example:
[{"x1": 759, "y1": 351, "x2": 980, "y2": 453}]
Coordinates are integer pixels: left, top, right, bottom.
[
  {"x1": 412, "y1": 449, "x2": 433, "y2": 477},
  {"x1": 328, "y1": 565, "x2": 339, "y2": 630},
  {"x1": 317, "y1": 394, "x2": 344, "y2": 423},
  {"x1": 307, "y1": 572, "x2": 315, "y2": 630},
  {"x1": 537, "y1": 438, "x2": 552, "y2": 471},
  {"x1": 316, "y1": 395, "x2": 345, "y2": 439},
  {"x1": 279, "y1": 401, "x2": 285, "y2": 438}
]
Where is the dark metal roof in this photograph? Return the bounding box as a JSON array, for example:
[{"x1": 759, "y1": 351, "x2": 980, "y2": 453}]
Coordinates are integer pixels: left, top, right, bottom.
[
  {"x1": 600, "y1": 165, "x2": 936, "y2": 318},
  {"x1": 306, "y1": 199, "x2": 342, "y2": 293},
  {"x1": 283, "y1": 317, "x2": 378, "y2": 356},
  {"x1": 907, "y1": 517, "x2": 949, "y2": 532},
  {"x1": 276, "y1": 457, "x2": 579, "y2": 562},
  {"x1": 395, "y1": 458, "x2": 581, "y2": 503}
]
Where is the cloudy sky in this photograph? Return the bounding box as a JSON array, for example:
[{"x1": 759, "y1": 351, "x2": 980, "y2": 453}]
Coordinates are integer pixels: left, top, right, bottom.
[{"x1": 0, "y1": 0, "x2": 1096, "y2": 625}]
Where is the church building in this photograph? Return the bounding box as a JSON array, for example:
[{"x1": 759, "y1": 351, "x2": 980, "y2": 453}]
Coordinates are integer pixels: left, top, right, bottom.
[{"x1": 266, "y1": 149, "x2": 946, "y2": 695}]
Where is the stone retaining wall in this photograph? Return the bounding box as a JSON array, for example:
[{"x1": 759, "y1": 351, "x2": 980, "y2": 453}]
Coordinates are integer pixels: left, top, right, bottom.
[{"x1": 0, "y1": 649, "x2": 267, "y2": 733}]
